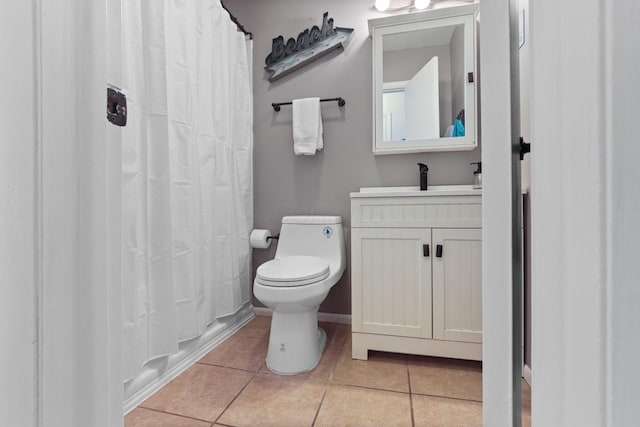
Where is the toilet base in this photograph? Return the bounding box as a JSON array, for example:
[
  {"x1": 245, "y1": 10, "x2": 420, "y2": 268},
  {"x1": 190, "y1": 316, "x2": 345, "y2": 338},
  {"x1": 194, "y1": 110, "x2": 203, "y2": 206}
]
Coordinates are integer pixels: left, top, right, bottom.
[{"x1": 265, "y1": 310, "x2": 327, "y2": 375}]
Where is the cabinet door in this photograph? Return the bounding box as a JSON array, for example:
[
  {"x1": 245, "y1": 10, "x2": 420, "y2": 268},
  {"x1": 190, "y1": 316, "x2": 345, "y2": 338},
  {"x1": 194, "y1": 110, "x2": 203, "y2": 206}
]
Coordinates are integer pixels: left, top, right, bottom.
[
  {"x1": 352, "y1": 228, "x2": 432, "y2": 338},
  {"x1": 432, "y1": 228, "x2": 482, "y2": 343}
]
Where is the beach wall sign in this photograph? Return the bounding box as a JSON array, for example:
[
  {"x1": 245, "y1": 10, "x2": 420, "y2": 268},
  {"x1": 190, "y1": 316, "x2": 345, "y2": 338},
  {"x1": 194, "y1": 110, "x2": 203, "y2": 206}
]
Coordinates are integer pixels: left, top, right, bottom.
[{"x1": 264, "y1": 12, "x2": 353, "y2": 82}]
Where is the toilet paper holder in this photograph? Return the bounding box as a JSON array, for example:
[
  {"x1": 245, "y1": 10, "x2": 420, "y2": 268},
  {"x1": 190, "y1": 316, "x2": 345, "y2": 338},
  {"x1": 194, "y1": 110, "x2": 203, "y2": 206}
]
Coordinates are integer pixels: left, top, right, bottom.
[{"x1": 267, "y1": 234, "x2": 279, "y2": 241}]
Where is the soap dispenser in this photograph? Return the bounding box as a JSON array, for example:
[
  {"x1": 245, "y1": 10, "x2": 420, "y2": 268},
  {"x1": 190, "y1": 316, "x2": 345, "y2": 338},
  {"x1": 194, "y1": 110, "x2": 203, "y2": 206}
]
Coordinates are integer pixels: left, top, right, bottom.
[
  {"x1": 470, "y1": 162, "x2": 482, "y2": 189},
  {"x1": 418, "y1": 163, "x2": 429, "y2": 191}
]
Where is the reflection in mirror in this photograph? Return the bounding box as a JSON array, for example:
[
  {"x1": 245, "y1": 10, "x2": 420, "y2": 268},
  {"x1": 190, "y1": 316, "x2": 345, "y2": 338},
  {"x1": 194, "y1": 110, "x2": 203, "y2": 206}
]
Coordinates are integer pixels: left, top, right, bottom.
[{"x1": 382, "y1": 24, "x2": 465, "y2": 142}]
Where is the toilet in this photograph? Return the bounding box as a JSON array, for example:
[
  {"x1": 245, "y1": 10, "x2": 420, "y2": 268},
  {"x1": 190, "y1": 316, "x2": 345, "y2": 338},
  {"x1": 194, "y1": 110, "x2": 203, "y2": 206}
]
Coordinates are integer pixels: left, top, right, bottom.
[{"x1": 253, "y1": 215, "x2": 346, "y2": 375}]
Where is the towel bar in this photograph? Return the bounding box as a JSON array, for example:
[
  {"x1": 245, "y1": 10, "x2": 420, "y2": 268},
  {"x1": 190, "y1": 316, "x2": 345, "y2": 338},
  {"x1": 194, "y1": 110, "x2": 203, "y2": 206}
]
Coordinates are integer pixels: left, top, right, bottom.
[{"x1": 272, "y1": 97, "x2": 346, "y2": 112}]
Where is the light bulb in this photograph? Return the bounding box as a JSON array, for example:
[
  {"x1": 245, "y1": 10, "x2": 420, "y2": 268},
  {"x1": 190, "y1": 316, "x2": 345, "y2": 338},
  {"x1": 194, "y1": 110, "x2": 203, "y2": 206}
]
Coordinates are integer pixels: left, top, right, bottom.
[
  {"x1": 375, "y1": 0, "x2": 390, "y2": 11},
  {"x1": 414, "y1": 0, "x2": 431, "y2": 10}
]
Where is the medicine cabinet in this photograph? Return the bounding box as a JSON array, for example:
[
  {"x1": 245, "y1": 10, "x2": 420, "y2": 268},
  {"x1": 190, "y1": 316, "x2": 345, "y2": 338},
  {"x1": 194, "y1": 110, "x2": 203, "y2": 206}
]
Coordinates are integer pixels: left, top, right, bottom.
[{"x1": 369, "y1": 4, "x2": 479, "y2": 154}]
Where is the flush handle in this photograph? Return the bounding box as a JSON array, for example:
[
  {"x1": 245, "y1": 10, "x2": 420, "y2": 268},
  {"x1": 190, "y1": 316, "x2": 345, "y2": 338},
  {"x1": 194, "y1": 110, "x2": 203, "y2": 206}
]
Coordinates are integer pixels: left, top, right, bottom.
[
  {"x1": 423, "y1": 244, "x2": 430, "y2": 257},
  {"x1": 436, "y1": 244, "x2": 443, "y2": 258}
]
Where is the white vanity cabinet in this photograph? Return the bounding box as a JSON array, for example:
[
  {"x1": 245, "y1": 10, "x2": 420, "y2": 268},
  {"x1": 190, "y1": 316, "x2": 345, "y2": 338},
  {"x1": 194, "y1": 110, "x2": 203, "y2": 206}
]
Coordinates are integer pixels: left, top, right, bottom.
[
  {"x1": 432, "y1": 228, "x2": 482, "y2": 344},
  {"x1": 350, "y1": 186, "x2": 482, "y2": 361},
  {"x1": 351, "y1": 227, "x2": 434, "y2": 340}
]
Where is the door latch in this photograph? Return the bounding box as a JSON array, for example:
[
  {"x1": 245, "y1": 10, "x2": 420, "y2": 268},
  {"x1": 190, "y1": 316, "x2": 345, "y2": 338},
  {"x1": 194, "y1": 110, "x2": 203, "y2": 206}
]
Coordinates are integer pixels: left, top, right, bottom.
[
  {"x1": 107, "y1": 87, "x2": 127, "y2": 127},
  {"x1": 519, "y1": 137, "x2": 530, "y2": 160}
]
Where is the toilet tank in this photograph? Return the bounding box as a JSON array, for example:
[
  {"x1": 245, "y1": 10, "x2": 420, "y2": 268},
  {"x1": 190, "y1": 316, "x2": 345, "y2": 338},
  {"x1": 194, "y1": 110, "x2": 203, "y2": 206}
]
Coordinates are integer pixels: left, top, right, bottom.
[{"x1": 275, "y1": 216, "x2": 345, "y2": 266}]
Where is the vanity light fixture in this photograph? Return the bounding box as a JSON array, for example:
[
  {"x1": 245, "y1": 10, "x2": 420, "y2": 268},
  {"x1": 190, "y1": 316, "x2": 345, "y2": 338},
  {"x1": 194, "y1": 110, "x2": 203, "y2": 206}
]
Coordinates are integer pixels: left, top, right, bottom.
[
  {"x1": 374, "y1": 0, "x2": 475, "y2": 13},
  {"x1": 374, "y1": 0, "x2": 391, "y2": 12},
  {"x1": 374, "y1": 0, "x2": 426, "y2": 13}
]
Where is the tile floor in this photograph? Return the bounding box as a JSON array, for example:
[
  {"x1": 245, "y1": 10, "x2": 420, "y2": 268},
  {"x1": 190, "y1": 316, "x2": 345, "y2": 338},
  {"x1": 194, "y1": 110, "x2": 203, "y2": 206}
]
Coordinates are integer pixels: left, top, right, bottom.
[{"x1": 126, "y1": 316, "x2": 531, "y2": 426}]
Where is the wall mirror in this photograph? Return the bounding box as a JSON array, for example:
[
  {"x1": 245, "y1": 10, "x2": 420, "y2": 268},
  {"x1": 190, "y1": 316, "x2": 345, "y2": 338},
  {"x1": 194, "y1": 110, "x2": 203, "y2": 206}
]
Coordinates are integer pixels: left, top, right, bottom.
[{"x1": 369, "y1": 4, "x2": 479, "y2": 154}]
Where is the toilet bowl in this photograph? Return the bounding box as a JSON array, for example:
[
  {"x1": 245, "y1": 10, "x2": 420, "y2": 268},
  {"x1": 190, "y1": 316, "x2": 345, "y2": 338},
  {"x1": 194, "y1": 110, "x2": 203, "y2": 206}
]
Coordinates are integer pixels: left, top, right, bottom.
[{"x1": 253, "y1": 215, "x2": 346, "y2": 375}]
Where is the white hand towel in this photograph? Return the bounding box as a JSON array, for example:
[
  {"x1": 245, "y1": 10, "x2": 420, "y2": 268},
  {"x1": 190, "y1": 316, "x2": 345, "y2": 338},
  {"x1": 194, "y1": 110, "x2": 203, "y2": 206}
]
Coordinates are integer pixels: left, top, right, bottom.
[{"x1": 292, "y1": 97, "x2": 323, "y2": 155}]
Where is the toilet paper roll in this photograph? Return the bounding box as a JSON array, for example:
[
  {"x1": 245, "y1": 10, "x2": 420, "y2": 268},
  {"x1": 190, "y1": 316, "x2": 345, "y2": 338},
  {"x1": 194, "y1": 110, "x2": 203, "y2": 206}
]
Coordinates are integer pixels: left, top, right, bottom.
[{"x1": 250, "y1": 229, "x2": 272, "y2": 249}]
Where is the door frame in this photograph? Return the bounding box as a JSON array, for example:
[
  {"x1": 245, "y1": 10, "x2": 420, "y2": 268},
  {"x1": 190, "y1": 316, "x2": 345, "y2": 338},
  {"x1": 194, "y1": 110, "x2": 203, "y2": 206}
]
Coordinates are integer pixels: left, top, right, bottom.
[
  {"x1": 37, "y1": 0, "x2": 122, "y2": 425},
  {"x1": 1, "y1": 2, "x2": 38, "y2": 425},
  {"x1": 479, "y1": 0, "x2": 523, "y2": 425}
]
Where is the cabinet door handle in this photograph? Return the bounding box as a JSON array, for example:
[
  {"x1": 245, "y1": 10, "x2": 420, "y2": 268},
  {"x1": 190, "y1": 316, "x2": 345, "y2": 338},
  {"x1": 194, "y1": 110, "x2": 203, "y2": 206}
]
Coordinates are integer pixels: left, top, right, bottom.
[
  {"x1": 423, "y1": 244, "x2": 430, "y2": 257},
  {"x1": 436, "y1": 244, "x2": 443, "y2": 257}
]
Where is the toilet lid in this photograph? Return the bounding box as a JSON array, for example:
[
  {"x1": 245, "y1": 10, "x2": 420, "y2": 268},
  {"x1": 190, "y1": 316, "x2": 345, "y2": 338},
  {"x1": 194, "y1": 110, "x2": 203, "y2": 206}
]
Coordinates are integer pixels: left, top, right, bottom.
[{"x1": 256, "y1": 256, "x2": 330, "y2": 287}]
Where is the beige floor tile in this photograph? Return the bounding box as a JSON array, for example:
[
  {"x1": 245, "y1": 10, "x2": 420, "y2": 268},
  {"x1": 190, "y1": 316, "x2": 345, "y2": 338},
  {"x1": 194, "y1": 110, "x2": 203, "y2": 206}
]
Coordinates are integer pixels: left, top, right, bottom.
[
  {"x1": 319, "y1": 322, "x2": 349, "y2": 351},
  {"x1": 199, "y1": 334, "x2": 268, "y2": 372},
  {"x1": 412, "y1": 394, "x2": 482, "y2": 427},
  {"x1": 141, "y1": 364, "x2": 252, "y2": 422},
  {"x1": 125, "y1": 407, "x2": 212, "y2": 427},
  {"x1": 259, "y1": 322, "x2": 348, "y2": 382},
  {"x1": 298, "y1": 322, "x2": 348, "y2": 382},
  {"x1": 331, "y1": 335, "x2": 409, "y2": 392},
  {"x1": 522, "y1": 379, "x2": 531, "y2": 427},
  {"x1": 315, "y1": 384, "x2": 412, "y2": 427},
  {"x1": 408, "y1": 355, "x2": 482, "y2": 401},
  {"x1": 128, "y1": 322, "x2": 500, "y2": 427},
  {"x1": 217, "y1": 373, "x2": 326, "y2": 427},
  {"x1": 235, "y1": 315, "x2": 271, "y2": 339}
]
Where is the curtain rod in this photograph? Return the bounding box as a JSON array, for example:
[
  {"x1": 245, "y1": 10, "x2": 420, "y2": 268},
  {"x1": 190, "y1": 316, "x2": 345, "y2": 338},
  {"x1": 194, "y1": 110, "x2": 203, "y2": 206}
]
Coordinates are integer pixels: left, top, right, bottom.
[{"x1": 220, "y1": 1, "x2": 253, "y2": 39}]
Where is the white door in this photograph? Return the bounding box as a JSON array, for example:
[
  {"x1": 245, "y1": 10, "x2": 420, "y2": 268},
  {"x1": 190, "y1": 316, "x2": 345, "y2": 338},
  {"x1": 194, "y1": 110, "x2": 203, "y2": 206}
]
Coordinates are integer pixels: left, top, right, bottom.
[
  {"x1": 405, "y1": 56, "x2": 440, "y2": 140},
  {"x1": 432, "y1": 228, "x2": 483, "y2": 343},
  {"x1": 351, "y1": 228, "x2": 432, "y2": 338}
]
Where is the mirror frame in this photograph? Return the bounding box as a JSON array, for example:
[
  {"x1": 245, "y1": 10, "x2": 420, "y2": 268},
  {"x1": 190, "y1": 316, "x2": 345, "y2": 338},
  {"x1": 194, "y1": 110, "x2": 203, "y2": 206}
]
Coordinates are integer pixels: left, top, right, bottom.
[{"x1": 369, "y1": 4, "x2": 479, "y2": 155}]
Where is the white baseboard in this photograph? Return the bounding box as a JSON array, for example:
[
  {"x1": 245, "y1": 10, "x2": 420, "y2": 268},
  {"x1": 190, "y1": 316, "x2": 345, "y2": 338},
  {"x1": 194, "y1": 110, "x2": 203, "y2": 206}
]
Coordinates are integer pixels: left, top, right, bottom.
[
  {"x1": 123, "y1": 304, "x2": 255, "y2": 414},
  {"x1": 253, "y1": 306, "x2": 352, "y2": 325},
  {"x1": 523, "y1": 363, "x2": 532, "y2": 386}
]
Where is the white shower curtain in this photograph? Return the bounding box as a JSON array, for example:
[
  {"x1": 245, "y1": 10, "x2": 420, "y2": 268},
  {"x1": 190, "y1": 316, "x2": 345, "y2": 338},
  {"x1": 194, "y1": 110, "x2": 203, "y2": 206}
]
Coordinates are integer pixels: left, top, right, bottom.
[{"x1": 116, "y1": 0, "x2": 253, "y2": 381}]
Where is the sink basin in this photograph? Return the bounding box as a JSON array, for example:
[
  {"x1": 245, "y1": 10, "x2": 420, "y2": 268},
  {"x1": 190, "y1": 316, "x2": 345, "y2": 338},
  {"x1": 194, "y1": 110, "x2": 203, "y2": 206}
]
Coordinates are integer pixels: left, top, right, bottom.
[{"x1": 352, "y1": 185, "x2": 480, "y2": 198}]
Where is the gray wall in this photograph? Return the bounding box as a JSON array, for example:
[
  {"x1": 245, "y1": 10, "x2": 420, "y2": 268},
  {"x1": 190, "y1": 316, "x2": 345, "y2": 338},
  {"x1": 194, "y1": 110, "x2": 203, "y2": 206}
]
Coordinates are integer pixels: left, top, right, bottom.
[{"x1": 226, "y1": 0, "x2": 481, "y2": 314}]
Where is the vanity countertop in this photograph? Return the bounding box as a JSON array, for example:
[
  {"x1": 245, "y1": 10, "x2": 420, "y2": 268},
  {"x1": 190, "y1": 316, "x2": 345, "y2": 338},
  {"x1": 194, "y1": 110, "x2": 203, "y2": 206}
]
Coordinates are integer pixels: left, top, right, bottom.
[{"x1": 350, "y1": 185, "x2": 481, "y2": 198}]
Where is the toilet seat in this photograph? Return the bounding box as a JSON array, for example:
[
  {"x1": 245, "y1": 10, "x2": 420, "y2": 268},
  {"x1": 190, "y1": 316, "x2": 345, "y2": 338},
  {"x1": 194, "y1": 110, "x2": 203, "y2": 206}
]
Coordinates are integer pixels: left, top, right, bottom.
[{"x1": 256, "y1": 256, "x2": 330, "y2": 287}]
